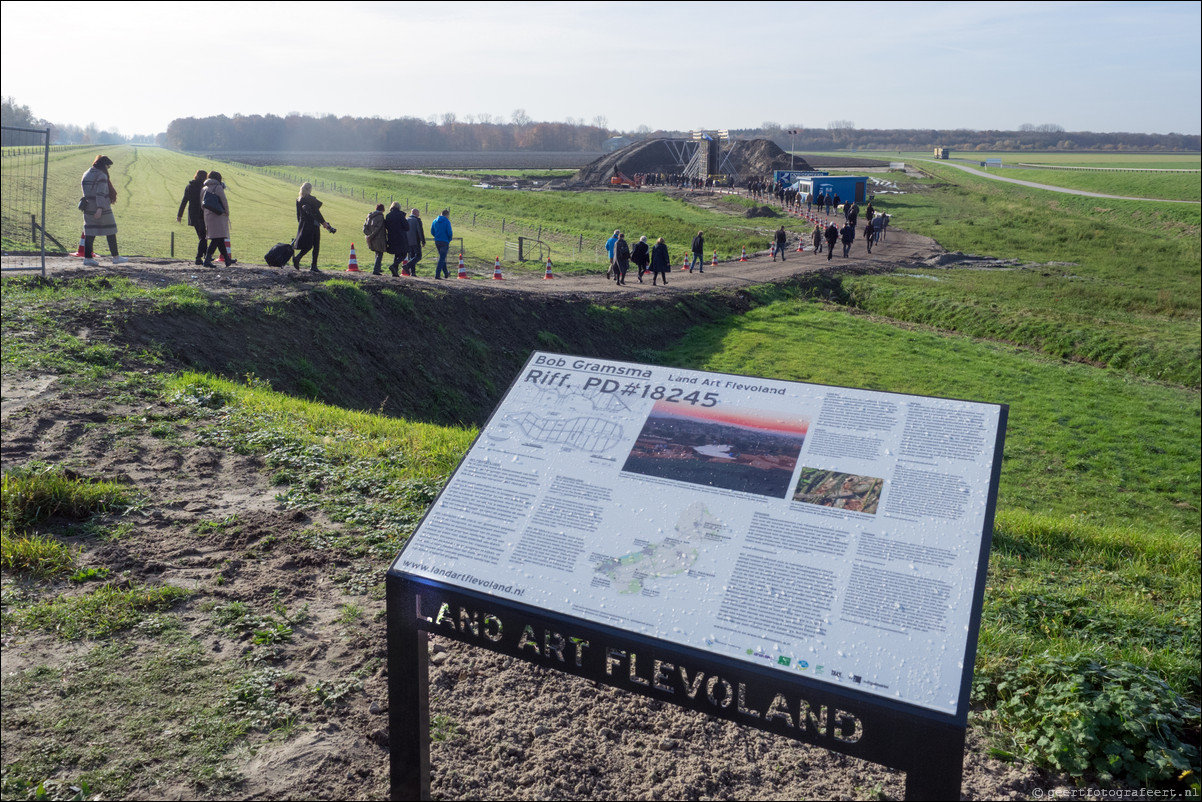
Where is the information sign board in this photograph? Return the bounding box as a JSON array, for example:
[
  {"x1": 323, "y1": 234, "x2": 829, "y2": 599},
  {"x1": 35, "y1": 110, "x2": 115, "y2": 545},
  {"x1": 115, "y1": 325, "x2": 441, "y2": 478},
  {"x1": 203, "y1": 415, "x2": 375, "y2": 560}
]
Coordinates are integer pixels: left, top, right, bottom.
[
  {"x1": 774, "y1": 169, "x2": 830, "y2": 183},
  {"x1": 388, "y1": 353, "x2": 1006, "y2": 798}
]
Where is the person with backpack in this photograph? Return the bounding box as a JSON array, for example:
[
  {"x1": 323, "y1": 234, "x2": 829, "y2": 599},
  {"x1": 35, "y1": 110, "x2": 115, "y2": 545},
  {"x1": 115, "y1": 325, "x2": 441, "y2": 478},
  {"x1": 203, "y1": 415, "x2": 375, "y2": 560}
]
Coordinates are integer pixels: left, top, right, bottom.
[
  {"x1": 176, "y1": 169, "x2": 208, "y2": 265},
  {"x1": 384, "y1": 202, "x2": 410, "y2": 277},
  {"x1": 364, "y1": 204, "x2": 388, "y2": 275},
  {"x1": 201, "y1": 171, "x2": 235, "y2": 267}
]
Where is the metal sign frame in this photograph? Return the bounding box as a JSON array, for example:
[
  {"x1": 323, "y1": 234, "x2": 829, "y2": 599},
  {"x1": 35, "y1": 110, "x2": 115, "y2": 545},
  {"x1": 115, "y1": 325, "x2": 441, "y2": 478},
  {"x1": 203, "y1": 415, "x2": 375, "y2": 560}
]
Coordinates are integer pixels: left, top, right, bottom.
[{"x1": 386, "y1": 354, "x2": 1007, "y2": 800}]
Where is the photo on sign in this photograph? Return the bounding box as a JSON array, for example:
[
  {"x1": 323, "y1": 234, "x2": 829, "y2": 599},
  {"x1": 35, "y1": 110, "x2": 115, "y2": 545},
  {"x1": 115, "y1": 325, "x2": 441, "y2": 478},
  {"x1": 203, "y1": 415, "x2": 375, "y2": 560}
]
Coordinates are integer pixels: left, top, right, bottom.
[
  {"x1": 793, "y1": 468, "x2": 884, "y2": 514},
  {"x1": 622, "y1": 402, "x2": 809, "y2": 498}
]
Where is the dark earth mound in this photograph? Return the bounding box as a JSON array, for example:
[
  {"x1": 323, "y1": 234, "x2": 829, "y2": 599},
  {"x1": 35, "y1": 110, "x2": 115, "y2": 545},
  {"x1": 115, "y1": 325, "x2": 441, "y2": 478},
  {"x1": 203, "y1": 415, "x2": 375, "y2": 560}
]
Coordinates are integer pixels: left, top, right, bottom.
[{"x1": 572, "y1": 139, "x2": 812, "y2": 185}]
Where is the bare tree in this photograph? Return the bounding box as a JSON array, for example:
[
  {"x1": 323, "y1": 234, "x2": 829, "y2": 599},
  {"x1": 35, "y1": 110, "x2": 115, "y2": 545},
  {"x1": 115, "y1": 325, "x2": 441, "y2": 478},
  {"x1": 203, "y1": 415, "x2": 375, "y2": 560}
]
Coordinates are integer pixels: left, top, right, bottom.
[
  {"x1": 511, "y1": 108, "x2": 531, "y2": 128},
  {"x1": 592, "y1": 115, "x2": 608, "y2": 131},
  {"x1": 828, "y1": 120, "x2": 856, "y2": 130}
]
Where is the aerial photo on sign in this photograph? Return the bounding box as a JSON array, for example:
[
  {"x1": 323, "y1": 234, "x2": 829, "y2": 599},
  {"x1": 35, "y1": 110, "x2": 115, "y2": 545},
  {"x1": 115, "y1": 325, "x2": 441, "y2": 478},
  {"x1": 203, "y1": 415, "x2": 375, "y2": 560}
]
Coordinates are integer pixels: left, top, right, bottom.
[{"x1": 622, "y1": 402, "x2": 809, "y2": 497}]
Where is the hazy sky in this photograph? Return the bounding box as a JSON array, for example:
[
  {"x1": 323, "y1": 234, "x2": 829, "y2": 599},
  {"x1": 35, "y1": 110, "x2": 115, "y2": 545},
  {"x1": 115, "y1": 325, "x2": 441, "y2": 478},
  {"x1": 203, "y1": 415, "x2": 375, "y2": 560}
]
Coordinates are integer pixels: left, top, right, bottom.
[{"x1": 2, "y1": 0, "x2": 1199, "y2": 137}]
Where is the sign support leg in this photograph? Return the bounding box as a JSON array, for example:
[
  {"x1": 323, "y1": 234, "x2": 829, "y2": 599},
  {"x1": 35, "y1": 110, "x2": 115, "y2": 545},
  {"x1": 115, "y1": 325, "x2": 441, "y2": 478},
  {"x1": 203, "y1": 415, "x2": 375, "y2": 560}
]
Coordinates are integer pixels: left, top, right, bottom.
[
  {"x1": 902, "y1": 720, "x2": 965, "y2": 800},
  {"x1": 388, "y1": 576, "x2": 430, "y2": 801}
]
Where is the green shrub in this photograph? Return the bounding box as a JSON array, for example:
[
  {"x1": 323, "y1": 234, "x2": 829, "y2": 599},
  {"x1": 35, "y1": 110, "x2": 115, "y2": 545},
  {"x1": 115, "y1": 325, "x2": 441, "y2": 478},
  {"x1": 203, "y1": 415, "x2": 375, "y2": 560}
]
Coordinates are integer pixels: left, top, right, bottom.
[{"x1": 975, "y1": 653, "x2": 1200, "y2": 786}]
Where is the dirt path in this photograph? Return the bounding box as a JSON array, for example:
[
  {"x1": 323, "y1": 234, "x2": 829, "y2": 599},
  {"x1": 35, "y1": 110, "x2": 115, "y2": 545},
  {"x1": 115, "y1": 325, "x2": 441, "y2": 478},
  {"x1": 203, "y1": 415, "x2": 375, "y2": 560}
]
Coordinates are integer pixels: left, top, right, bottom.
[{"x1": 1, "y1": 227, "x2": 940, "y2": 299}]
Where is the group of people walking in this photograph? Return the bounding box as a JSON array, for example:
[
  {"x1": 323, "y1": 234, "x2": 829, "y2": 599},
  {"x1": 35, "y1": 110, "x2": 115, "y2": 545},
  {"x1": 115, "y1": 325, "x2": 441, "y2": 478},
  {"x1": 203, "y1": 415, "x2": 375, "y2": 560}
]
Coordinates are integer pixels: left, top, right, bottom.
[
  {"x1": 362, "y1": 203, "x2": 439, "y2": 277},
  {"x1": 606, "y1": 229, "x2": 677, "y2": 286},
  {"x1": 176, "y1": 167, "x2": 236, "y2": 267},
  {"x1": 84, "y1": 155, "x2": 890, "y2": 278}
]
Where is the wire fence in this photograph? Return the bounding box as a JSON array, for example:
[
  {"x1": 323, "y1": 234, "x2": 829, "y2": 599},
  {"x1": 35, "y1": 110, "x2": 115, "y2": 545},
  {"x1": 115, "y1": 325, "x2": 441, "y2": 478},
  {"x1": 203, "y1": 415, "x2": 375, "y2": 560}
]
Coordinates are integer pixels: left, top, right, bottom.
[
  {"x1": 220, "y1": 162, "x2": 821, "y2": 266},
  {"x1": 239, "y1": 163, "x2": 612, "y2": 264},
  {"x1": 1, "y1": 126, "x2": 51, "y2": 275}
]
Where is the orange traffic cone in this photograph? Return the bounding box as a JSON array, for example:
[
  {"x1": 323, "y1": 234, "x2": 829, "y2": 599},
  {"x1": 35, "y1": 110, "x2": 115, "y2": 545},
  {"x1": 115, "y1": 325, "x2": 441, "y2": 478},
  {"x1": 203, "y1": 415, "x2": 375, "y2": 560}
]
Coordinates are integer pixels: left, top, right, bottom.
[
  {"x1": 543, "y1": 257, "x2": 554, "y2": 279},
  {"x1": 457, "y1": 253, "x2": 468, "y2": 279},
  {"x1": 680, "y1": 253, "x2": 689, "y2": 271},
  {"x1": 401, "y1": 256, "x2": 410, "y2": 276},
  {"x1": 347, "y1": 243, "x2": 360, "y2": 272},
  {"x1": 739, "y1": 247, "x2": 748, "y2": 262},
  {"x1": 796, "y1": 238, "x2": 805, "y2": 252},
  {"x1": 71, "y1": 232, "x2": 86, "y2": 257},
  {"x1": 711, "y1": 250, "x2": 717, "y2": 267},
  {"x1": 492, "y1": 257, "x2": 503, "y2": 280},
  {"x1": 219, "y1": 237, "x2": 233, "y2": 264}
]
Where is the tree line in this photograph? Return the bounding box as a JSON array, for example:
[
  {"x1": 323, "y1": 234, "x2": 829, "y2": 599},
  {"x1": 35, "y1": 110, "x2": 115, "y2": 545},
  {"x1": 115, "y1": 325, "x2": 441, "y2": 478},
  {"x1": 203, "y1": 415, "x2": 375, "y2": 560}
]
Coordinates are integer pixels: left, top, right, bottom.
[
  {"x1": 753, "y1": 122, "x2": 1199, "y2": 153},
  {"x1": 165, "y1": 114, "x2": 1201, "y2": 154},
  {"x1": 2, "y1": 96, "x2": 156, "y2": 147},
  {"x1": 164, "y1": 113, "x2": 612, "y2": 152},
  {"x1": 5, "y1": 96, "x2": 1197, "y2": 153}
]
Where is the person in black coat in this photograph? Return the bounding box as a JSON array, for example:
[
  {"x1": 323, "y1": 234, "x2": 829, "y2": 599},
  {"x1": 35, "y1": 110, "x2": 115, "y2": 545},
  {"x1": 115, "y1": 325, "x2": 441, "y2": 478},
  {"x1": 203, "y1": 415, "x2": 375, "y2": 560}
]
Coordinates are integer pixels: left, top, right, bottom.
[
  {"x1": 384, "y1": 202, "x2": 410, "y2": 277},
  {"x1": 176, "y1": 169, "x2": 207, "y2": 265},
  {"x1": 690, "y1": 231, "x2": 705, "y2": 273},
  {"x1": 649, "y1": 237, "x2": 670, "y2": 286},
  {"x1": 824, "y1": 223, "x2": 839, "y2": 261},
  {"x1": 292, "y1": 182, "x2": 335, "y2": 272},
  {"x1": 632, "y1": 235, "x2": 650, "y2": 283},
  {"x1": 613, "y1": 232, "x2": 631, "y2": 285},
  {"x1": 840, "y1": 222, "x2": 856, "y2": 257}
]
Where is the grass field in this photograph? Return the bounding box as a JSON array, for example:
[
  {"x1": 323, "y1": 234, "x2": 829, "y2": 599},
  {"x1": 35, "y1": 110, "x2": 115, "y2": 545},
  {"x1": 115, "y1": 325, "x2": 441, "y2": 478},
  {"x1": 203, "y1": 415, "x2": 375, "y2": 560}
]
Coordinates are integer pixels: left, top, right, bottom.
[
  {"x1": 810, "y1": 150, "x2": 1201, "y2": 200},
  {"x1": 7, "y1": 146, "x2": 805, "y2": 273},
  {"x1": 943, "y1": 164, "x2": 1200, "y2": 202},
  {"x1": 849, "y1": 162, "x2": 1201, "y2": 387}
]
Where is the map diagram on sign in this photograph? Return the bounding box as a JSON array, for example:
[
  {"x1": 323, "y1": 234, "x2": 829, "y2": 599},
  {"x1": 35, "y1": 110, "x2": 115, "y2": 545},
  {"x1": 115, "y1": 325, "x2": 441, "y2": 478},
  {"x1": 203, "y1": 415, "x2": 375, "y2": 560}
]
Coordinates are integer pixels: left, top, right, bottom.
[
  {"x1": 510, "y1": 412, "x2": 624, "y2": 453},
  {"x1": 529, "y1": 384, "x2": 634, "y2": 414},
  {"x1": 597, "y1": 502, "x2": 723, "y2": 594}
]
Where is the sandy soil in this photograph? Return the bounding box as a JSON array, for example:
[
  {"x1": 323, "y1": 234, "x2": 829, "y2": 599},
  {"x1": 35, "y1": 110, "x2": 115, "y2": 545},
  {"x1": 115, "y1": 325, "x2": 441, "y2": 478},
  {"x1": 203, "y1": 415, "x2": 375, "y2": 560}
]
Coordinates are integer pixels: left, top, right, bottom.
[{"x1": 0, "y1": 223, "x2": 1064, "y2": 800}]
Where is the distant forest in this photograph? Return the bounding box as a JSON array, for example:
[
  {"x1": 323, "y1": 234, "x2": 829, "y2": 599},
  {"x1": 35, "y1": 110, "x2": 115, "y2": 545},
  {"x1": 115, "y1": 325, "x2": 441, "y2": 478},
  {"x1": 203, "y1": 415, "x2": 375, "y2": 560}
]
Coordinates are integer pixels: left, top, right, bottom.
[
  {"x1": 755, "y1": 125, "x2": 1201, "y2": 153},
  {"x1": 164, "y1": 114, "x2": 612, "y2": 152},
  {"x1": 163, "y1": 114, "x2": 1200, "y2": 153},
  {"x1": 3, "y1": 97, "x2": 1197, "y2": 152}
]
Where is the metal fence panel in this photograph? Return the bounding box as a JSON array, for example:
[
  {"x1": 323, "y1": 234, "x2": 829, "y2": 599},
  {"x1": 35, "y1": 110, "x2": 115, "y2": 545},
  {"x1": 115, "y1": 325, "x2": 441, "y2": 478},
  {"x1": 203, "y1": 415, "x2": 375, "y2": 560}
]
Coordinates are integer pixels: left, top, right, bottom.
[{"x1": 1, "y1": 126, "x2": 51, "y2": 275}]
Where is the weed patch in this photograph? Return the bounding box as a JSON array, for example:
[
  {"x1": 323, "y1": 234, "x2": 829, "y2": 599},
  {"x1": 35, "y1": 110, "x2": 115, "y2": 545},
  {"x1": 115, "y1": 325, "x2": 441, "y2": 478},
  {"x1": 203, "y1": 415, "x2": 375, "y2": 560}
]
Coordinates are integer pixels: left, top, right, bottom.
[
  {"x1": 974, "y1": 654, "x2": 1200, "y2": 786},
  {"x1": 7, "y1": 583, "x2": 191, "y2": 640},
  {"x1": 2, "y1": 463, "x2": 134, "y2": 531}
]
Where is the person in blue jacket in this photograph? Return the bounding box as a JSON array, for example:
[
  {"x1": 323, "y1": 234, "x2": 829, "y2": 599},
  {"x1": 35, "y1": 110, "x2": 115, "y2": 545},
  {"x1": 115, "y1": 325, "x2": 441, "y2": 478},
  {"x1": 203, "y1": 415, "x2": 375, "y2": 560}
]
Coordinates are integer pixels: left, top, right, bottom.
[
  {"x1": 605, "y1": 229, "x2": 620, "y2": 279},
  {"x1": 430, "y1": 209, "x2": 453, "y2": 279}
]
